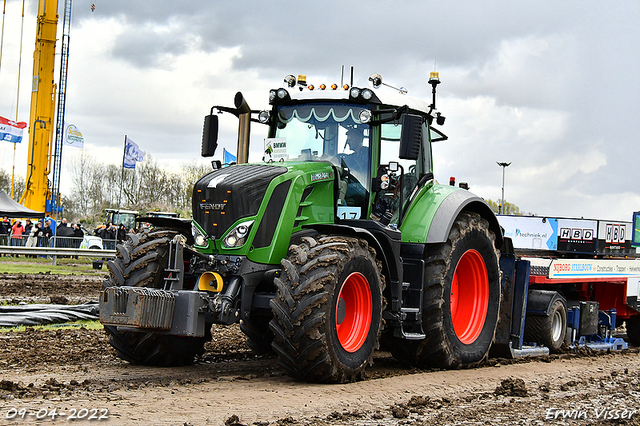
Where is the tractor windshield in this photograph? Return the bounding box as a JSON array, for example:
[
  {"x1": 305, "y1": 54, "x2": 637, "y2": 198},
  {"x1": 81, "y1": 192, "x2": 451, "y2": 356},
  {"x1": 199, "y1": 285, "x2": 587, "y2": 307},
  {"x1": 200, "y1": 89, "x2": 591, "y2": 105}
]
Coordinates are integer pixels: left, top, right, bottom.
[
  {"x1": 269, "y1": 103, "x2": 370, "y2": 172},
  {"x1": 269, "y1": 103, "x2": 372, "y2": 211}
]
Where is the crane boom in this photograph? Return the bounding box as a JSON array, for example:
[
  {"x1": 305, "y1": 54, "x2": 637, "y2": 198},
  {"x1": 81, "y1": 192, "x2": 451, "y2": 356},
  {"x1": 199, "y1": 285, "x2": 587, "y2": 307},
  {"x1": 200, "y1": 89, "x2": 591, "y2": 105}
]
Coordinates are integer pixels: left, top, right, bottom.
[
  {"x1": 21, "y1": 0, "x2": 58, "y2": 212},
  {"x1": 51, "y1": 0, "x2": 73, "y2": 218}
]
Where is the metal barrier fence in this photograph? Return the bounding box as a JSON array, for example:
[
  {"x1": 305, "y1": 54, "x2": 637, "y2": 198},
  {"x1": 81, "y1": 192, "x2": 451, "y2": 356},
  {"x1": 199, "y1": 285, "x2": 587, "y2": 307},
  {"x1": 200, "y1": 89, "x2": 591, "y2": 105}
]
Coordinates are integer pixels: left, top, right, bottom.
[
  {"x1": 0, "y1": 245, "x2": 116, "y2": 265},
  {"x1": 0, "y1": 234, "x2": 117, "y2": 265},
  {"x1": 0, "y1": 234, "x2": 118, "y2": 250}
]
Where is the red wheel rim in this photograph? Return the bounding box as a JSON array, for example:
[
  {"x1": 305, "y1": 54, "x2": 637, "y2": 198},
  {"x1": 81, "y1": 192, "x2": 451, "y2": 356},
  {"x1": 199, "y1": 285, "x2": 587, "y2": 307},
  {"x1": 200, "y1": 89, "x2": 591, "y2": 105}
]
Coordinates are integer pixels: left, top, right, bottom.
[
  {"x1": 450, "y1": 249, "x2": 488, "y2": 344},
  {"x1": 335, "y1": 272, "x2": 372, "y2": 353}
]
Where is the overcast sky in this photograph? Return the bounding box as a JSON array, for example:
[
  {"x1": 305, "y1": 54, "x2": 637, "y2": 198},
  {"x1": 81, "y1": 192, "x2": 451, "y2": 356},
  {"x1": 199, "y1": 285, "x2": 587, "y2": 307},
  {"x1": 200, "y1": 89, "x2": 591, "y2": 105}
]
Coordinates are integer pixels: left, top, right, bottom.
[{"x1": 1, "y1": 1, "x2": 639, "y2": 221}]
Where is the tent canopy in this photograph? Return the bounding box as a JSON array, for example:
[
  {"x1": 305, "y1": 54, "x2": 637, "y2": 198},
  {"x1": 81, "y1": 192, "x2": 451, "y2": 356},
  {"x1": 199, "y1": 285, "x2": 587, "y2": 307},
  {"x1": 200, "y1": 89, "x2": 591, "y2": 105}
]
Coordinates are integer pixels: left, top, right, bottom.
[{"x1": 0, "y1": 189, "x2": 45, "y2": 218}]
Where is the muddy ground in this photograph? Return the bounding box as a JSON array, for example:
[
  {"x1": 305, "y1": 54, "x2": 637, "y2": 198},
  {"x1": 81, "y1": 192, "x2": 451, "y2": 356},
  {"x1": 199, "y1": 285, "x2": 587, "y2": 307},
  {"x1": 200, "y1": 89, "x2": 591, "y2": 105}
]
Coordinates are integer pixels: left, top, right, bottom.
[{"x1": 1, "y1": 272, "x2": 640, "y2": 425}]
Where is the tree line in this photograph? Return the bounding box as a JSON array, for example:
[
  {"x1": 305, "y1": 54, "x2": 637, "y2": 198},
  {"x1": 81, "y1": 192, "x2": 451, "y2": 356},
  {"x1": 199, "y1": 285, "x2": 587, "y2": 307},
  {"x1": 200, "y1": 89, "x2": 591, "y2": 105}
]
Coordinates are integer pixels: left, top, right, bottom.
[
  {"x1": 485, "y1": 199, "x2": 529, "y2": 215},
  {"x1": 1, "y1": 152, "x2": 212, "y2": 225},
  {"x1": 1, "y1": 158, "x2": 530, "y2": 225}
]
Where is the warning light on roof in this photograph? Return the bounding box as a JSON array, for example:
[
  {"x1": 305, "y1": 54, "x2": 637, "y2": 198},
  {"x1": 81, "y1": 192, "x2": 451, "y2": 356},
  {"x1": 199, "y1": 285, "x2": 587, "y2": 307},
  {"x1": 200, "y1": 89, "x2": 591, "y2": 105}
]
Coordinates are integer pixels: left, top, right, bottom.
[{"x1": 298, "y1": 75, "x2": 307, "y2": 86}]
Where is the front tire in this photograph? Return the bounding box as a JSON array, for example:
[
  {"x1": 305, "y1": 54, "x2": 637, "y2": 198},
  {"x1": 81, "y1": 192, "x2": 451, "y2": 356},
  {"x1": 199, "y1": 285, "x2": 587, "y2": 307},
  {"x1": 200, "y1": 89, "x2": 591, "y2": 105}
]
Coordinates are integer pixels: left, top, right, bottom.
[
  {"x1": 269, "y1": 235, "x2": 384, "y2": 383},
  {"x1": 392, "y1": 211, "x2": 501, "y2": 368},
  {"x1": 103, "y1": 228, "x2": 211, "y2": 366}
]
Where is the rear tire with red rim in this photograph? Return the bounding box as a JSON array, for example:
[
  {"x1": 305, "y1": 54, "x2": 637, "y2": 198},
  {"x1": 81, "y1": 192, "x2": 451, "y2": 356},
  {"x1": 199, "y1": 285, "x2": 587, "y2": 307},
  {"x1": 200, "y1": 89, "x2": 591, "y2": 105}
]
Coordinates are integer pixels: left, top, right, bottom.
[
  {"x1": 391, "y1": 211, "x2": 501, "y2": 368},
  {"x1": 269, "y1": 235, "x2": 384, "y2": 383}
]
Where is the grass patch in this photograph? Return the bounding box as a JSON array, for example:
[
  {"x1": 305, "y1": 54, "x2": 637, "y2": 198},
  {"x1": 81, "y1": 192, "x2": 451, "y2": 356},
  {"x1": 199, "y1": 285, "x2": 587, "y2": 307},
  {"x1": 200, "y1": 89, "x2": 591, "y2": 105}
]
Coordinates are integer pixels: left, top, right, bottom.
[
  {"x1": 0, "y1": 319, "x2": 104, "y2": 333},
  {"x1": 0, "y1": 256, "x2": 107, "y2": 276}
]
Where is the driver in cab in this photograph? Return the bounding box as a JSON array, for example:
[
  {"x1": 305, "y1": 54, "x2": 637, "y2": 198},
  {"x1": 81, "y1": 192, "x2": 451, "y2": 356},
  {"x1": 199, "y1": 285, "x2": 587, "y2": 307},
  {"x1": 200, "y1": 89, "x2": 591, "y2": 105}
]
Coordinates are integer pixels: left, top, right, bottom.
[
  {"x1": 341, "y1": 126, "x2": 370, "y2": 207},
  {"x1": 343, "y1": 127, "x2": 369, "y2": 180}
]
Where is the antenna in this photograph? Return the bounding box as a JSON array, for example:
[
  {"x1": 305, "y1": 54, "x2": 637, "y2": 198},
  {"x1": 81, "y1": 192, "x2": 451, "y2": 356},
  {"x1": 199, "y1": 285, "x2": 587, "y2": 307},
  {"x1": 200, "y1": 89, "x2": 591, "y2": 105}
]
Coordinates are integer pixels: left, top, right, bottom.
[{"x1": 340, "y1": 65, "x2": 344, "y2": 87}]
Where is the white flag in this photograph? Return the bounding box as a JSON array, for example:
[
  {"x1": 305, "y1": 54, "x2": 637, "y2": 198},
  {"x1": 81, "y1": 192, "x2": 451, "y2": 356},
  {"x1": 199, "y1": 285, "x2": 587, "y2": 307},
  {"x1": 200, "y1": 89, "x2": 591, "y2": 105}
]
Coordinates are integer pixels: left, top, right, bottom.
[
  {"x1": 123, "y1": 136, "x2": 145, "y2": 169},
  {"x1": 64, "y1": 124, "x2": 84, "y2": 148}
]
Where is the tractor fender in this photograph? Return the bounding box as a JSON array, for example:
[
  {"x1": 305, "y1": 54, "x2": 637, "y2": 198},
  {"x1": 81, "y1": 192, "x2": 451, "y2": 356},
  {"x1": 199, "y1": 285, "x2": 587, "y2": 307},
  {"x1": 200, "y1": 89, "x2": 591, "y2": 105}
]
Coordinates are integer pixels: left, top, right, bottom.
[
  {"x1": 305, "y1": 223, "x2": 401, "y2": 288},
  {"x1": 401, "y1": 184, "x2": 503, "y2": 249},
  {"x1": 526, "y1": 289, "x2": 566, "y2": 316}
]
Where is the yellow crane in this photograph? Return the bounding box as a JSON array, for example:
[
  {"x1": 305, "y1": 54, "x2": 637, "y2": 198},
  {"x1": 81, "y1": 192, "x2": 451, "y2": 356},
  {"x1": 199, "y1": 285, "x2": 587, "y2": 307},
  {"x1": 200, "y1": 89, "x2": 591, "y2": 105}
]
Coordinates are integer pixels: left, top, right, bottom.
[{"x1": 20, "y1": 0, "x2": 58, "y2": 212}]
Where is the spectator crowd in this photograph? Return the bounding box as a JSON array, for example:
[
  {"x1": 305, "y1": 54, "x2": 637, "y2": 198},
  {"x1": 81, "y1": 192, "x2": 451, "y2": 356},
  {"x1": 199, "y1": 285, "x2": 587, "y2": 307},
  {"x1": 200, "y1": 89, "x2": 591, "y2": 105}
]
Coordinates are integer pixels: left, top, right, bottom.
[{"x1": 0, "y1": 216, "x2": 84, "y2": 248}]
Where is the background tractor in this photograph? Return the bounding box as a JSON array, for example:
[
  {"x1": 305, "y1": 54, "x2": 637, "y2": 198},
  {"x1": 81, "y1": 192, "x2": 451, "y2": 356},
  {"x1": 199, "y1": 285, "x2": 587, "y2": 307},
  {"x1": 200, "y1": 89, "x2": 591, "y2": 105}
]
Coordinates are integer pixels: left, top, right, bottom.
[{"x1": 100, "y1": 71, "x2": 504, "y2": 382}]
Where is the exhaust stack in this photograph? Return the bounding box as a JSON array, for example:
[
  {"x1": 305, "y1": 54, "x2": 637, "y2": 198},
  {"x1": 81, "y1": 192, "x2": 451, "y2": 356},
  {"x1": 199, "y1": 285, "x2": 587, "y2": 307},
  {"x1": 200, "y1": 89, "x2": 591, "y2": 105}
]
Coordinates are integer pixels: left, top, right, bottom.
[{"x1": 234, "y1": 92, "x2": 251, "y2": 164}]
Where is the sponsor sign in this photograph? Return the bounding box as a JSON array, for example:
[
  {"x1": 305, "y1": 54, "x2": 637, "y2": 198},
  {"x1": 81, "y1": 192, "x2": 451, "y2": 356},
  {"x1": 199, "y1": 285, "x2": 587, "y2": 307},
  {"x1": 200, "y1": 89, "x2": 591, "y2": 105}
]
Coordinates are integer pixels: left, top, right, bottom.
[
  {"x1": 556, "y1": 218, "x2": 597, "y2": 254},
  {"x1": 497, "y1": 216, "x2": 628, "y2": 255},
  {"x1": 598, "y1": 221, "x2": 632, "y2": 254},
  {"x1": 497, "y1": 216, "x2": 557, "y2": 250},
  {"x1": 549, "y1": 259, "x2": 640, "y2": 279},
  {"x1": 264, "y1": 138, "x2": 288, "y2": 162},
  {"x1": 64, "y1": 124, "x2": 84, "y2": 148}
]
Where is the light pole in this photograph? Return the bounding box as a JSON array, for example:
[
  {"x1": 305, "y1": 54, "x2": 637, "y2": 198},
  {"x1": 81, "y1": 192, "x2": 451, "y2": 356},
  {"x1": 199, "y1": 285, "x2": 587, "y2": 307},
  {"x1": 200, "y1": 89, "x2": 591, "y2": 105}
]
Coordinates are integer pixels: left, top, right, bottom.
[{"x1": 497, "y1": 162, "x2": 511, "y2": 214}]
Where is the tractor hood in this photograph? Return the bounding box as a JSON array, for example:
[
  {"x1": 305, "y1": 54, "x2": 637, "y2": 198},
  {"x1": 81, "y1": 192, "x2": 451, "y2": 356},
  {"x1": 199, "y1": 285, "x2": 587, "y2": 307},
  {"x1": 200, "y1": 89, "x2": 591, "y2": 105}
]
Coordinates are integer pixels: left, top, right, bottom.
[
  {"x1": 192, "y1": 162, "x2": 336, "y2": 264},
  {"x1": 193, "y1": 164, "x2": 288, "y2": 239}
]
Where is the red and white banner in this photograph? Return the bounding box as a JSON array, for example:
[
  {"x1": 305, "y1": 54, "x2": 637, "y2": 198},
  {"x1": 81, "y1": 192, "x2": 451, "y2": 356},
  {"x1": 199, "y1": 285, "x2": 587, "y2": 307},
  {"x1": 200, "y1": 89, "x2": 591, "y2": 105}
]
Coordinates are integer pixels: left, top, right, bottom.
[{"x1": 0, "y1": 116, "x2": 27, "y2": 143}]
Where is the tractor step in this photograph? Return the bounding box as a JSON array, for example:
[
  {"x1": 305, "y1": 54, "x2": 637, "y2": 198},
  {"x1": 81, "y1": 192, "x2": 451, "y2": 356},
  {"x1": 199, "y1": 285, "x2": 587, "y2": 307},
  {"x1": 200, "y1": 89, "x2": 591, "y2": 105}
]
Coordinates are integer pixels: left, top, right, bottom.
[{"x1": 401, "y1": 331, "x2": 426, "y2": 340}]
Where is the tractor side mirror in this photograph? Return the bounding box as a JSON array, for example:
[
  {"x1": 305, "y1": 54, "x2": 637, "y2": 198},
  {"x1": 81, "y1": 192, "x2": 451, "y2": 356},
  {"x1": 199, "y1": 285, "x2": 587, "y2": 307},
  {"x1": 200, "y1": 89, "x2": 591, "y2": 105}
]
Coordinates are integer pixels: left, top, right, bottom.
[
  {"x1": 202, "y1": 114, "x2": 219, "y2": 157},
  {"x1": 399, "y1": 114, "x2": 422, "y2": 160}
]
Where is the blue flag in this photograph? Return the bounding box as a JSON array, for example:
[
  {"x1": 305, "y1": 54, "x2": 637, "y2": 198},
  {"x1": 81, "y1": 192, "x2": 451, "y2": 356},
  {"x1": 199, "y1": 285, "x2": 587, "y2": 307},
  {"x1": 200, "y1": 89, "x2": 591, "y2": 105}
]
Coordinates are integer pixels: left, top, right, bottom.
[
  {"x1": 223, "y1": 148, "x2": 237, "y2": 165},
  {"x1": 123, "y1": 136, "x2": 145, "y2": 169}
]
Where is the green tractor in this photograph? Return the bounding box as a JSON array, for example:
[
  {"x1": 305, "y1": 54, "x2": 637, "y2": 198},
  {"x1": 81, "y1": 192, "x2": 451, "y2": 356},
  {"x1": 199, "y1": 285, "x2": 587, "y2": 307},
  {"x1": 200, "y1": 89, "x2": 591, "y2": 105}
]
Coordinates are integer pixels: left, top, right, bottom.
[{"x1": 100, "y1": 71, "x2": 503, "y2": 383}]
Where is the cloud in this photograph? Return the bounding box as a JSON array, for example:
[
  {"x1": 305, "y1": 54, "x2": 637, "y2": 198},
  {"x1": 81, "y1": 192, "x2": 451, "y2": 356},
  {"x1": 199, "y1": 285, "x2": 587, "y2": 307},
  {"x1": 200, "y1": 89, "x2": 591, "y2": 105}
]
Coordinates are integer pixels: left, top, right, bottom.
[{"x1": 0, "y1": 0, "x2": 639, "y2": 223}]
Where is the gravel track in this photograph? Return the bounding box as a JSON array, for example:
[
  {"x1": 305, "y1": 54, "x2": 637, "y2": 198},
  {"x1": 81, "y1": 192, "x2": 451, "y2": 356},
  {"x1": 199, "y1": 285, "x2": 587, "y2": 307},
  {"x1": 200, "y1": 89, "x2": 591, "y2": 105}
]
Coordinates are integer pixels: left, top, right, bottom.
[{"x1": 1, "y1": 273, "x2": 639, "y2": 425}]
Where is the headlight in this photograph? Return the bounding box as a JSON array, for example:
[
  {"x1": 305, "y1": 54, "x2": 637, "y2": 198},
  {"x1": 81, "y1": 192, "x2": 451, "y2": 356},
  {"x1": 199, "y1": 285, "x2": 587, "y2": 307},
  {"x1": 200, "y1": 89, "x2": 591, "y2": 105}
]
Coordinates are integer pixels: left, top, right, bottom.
[
  {"x1": 192, "y1": 223, "x2": 208, "y2": 247},
  {"x1": 269, "y1": 88, "x2": 291, "y2": 104},
  {"x1": 350, "y1": 87, "x2": 360, "y2": 98},
  {"x1": 358, "y1": 109, "x2": 372, "y2": 123},
  {"x1": 223, "y1": 220, "x2": 254, "y2": 248},
  {"x1": 258, "y1": 110, "x2": 271, "y2": 123},
  {"x1": 225, "y1": 235, "x2": 237, "y2": 246}
]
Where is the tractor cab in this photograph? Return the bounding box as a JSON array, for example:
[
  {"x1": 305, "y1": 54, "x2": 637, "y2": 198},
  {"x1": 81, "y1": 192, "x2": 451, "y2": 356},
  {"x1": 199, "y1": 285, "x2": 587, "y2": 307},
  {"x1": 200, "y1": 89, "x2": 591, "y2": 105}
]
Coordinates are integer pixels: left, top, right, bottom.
[{"x1": 262, "y1": 73, "x2": 447, "y2": 227}]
